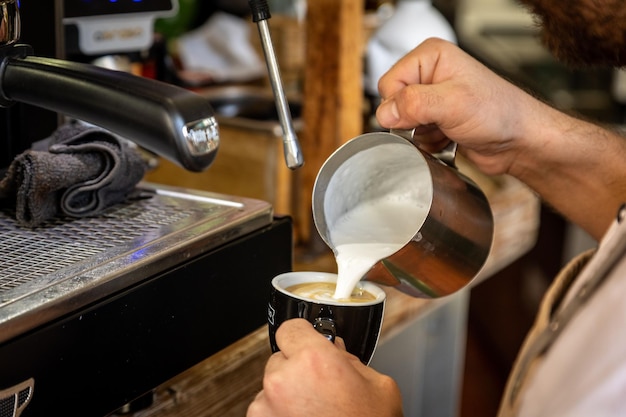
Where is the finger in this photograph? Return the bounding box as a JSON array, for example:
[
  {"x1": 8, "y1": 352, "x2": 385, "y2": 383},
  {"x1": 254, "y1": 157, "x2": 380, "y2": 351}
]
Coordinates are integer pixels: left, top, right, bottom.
[
  {"x1": 334, "y1": 336, "x2": 347, "y2": 351},
  {"x1": 376, "y1": 83, "x2": 451, "y2": 129},
  {"x1": 413, "y1": 123, "x2": 438, "y2": 135},
  {"x1": 253, "y1": 389, "x2": 264, "y2": 402},
  {"x1": 246, "y1": 390, "x2": 268, "y2": 417},
  {"x1": 378, "y1": 38, "x2": 451, "y2": 99},
  {"x1": 412, "y1": 130, "x2": 451, "y2": 154},
  {"x1": 399, "y1": 83, "x2": 456, "y2": 126},
  {"x1": 275, "y1": 318, "x2": 334, "y2": 359},
  {"x1": 263, "y1": 349, "x2": 288, "y2": 376},
  {"x1": 329, "y1": 336, "x2": 370, "y2": 367}
]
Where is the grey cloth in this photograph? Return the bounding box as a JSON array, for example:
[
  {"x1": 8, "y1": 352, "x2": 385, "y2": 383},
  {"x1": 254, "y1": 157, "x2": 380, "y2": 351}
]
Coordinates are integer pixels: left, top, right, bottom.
[{"x1": 0, "y1": 121, "x2": 148, "y2": 228}]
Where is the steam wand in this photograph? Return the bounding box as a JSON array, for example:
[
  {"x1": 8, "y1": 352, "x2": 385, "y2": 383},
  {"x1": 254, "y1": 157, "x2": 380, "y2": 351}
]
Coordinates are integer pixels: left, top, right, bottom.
[{"x1": 249, "y1": 0, "x2": 304, "y2": 169}]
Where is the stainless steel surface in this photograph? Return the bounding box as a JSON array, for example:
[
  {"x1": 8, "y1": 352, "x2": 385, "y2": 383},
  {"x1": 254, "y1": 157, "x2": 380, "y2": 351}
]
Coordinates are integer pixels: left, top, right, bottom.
[
  {"x1": 0, "y1": 0, "x2": 19, "y2": 46},
  {"x1": 183, "y1": 116, "x2": 220, "y2": 156},
  {"x1": 254, "y1": 18, "x2": 304, "y2": 169},
  {"x1": 391, "y1": 128, "x2": 458, "y2": 167},
  {"x1": 313, "y1": 132, "x2": 493, "y2": 298},
  {"x1": 0, "y1": 184, "x2": 273, "y2": 344},
  {"x1": 0, "y1": 378, "x2": 33, "y2": 417}
]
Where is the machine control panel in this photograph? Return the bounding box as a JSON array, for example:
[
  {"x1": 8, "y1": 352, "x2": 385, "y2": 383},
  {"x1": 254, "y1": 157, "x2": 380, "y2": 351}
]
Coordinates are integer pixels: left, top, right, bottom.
[{"x1": 63, "y1": 0, "x2": 178, "y2": 54}]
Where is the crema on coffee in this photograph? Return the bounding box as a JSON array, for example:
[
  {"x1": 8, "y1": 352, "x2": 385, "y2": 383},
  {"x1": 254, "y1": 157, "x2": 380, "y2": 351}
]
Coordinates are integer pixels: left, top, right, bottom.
[{"x1": 286, "y1": 281, "x2": 376, "y2": 303}]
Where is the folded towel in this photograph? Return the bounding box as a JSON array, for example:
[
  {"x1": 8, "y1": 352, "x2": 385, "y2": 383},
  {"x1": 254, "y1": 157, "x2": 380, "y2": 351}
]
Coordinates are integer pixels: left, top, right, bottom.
[{"x1": 0, "y1": 121, "x2": 148, "y2": 227}]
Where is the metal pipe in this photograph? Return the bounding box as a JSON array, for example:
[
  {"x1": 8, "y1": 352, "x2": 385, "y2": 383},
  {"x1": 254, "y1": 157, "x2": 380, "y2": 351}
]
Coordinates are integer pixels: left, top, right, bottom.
[{"x1": 249, "y1": 0, "x2": 304, "y2": 169}]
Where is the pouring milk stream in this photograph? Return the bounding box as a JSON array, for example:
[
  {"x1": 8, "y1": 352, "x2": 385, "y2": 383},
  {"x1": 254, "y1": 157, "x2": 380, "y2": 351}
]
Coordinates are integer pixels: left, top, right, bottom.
[
  {"x1": 319, "y1": 142, "x2": 430, "y2": 300},
  {"x1": 331, "y1": 199, "x2": 428, "y2": 299}
]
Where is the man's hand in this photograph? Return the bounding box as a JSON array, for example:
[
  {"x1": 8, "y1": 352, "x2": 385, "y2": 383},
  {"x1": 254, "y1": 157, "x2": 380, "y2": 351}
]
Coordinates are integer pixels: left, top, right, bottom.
[{"x1": 247, "y1": 319, "x2": 403, "y2": 417}]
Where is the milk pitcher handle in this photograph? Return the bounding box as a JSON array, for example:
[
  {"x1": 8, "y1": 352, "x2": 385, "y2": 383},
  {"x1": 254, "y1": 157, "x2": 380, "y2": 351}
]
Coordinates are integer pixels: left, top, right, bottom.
[{"x1": 390, "y1": 128, "x2": 458, "y2": 168}]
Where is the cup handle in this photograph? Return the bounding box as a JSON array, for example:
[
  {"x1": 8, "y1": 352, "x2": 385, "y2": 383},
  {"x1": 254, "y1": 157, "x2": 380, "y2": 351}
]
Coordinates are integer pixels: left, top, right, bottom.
[
  {"x1": 313, "y1": 317, "x2": 336, "y2": 343},
  {"x1": 390, "y1": 128, "x2": 458, "y2": 168}
]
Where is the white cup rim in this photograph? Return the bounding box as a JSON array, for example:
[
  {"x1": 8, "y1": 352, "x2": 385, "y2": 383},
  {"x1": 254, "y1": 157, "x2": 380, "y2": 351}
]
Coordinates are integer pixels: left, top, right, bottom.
[{"x1": 272, "y1": 271, "x2": 386, "y2": 306}]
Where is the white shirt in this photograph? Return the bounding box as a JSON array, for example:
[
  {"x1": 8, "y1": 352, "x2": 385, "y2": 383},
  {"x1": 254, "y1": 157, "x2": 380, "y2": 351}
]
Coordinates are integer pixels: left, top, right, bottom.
[{"x1": 519, "y1": 215, "x2": 626, "y2": 416}]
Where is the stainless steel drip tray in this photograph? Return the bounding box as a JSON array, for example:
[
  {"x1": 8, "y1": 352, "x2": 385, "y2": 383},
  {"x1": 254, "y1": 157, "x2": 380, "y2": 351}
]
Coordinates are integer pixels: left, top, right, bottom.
[{"x1": 0, "y1": 182, "x2": 273, "y2": 344}]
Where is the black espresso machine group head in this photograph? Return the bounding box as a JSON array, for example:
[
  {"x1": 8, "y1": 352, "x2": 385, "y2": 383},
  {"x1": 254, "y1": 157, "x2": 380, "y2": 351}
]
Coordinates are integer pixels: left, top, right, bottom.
[{"x1": 0, "y1": 0, "x2": 219, "y2": 172}]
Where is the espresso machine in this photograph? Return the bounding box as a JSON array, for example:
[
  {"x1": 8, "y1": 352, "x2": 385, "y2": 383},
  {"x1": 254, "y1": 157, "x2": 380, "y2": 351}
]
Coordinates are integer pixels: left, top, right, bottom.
[{"x1": 0, "y1": 2, "x2": 293, "y2": 416}]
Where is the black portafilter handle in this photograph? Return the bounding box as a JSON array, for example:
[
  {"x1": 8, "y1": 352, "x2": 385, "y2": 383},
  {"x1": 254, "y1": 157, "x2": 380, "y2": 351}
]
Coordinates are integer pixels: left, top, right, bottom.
[{"x1": 0, "y1": 44, "x2": 219, "y2": 172}]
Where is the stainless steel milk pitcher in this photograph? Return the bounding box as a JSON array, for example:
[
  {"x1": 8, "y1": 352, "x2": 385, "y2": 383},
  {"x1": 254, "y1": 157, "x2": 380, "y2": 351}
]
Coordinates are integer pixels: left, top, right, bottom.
[{"x1": 312, "y1": 129, "x2": 494, "y2": 298}]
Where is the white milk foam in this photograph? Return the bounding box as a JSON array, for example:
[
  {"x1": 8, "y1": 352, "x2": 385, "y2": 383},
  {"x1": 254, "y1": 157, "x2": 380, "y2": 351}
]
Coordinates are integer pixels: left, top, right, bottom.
[
  {"x1": 330, "y1": 198, "x2": 428, "y2": 299},
  {"x1": 292, "y1": 287, "x2": 337, "y2": 303}
]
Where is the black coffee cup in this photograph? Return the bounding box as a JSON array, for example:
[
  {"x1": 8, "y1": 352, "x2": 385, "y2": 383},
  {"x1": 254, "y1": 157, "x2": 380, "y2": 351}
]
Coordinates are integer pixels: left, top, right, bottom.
[{"x1": 268, "y1": 271, "x2": 386, "y2": 364}]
